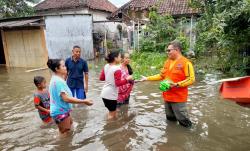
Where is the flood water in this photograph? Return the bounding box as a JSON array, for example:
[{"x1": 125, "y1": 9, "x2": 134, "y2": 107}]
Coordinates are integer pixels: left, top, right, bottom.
[{"x1": 0, "y1": 60, "x2": 250, "y2": 151}]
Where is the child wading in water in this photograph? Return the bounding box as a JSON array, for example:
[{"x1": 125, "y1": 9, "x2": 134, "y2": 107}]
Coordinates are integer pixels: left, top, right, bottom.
[
  {"x1": 117, "y1": 53, "x2": 134, "y2": 107},
  {"x1": 47, "y1": 59, "x2": 93, "y2": 137},
  {"x1": 100, "y1": 51, "x2": 133, "y2": 119},
  {"x1": 33, "y1": 76, "x2": 52, "y2": 125}
]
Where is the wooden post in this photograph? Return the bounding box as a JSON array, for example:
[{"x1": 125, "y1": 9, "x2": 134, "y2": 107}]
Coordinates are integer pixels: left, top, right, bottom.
[
  {"x1": 1, "y1": 30, "x2": 10, "y2": 67},
  {"x1": 40, "y1": 27, "x2": 49, "y2": 67},
  {"x1": 190, "y1": 15, "x2": 193, "y2": 49},
  {"x1": 138, "y1": 20, "x2": 140, "y2": 52},
  {"x1": 133, "y1": 21, "x2": 135, "y2": 51},
  {"x1": 104, "y1": 30, "x2": 107, "y2": 56}
]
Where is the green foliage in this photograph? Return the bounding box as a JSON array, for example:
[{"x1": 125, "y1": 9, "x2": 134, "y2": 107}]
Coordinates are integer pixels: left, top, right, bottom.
[
  {"x1": 130, "y1": 52, "x2": 166, "y2": 76},
  {"x1": 176, "y1": 32, "x2": 189, "y2": 54},
  {"x1": 0, "y1": 0, "x2": 35, "y2": 19},
  {"x1": 106, "y1": 40, "x2": 113, "y2": 49},
  {"x1": 140, "y1": 11, "x2": 176, "y2": 52},
  {"x1": 140, "y1": 10, "x2": 190, "y2": 53},
  {"x1": 131, "y1": 52, "x2": 219, "y2": 77},
  {"x1": 191, "y1": 0, "x2": 250, "y2": 76}
]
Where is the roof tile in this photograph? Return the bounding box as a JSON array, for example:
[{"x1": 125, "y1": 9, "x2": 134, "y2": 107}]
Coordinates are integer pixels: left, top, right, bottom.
[
  {"x1": 110, "y1": 0, "x2": 199, "y2": 19},
  {"x1": 35, "y1": 0, "x2": 117, "y2": 13}
]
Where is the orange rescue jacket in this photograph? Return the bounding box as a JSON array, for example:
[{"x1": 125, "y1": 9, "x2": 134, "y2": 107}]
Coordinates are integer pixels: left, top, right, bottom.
[{"x1": 161, "y1": 56, "x2": 189, "y2": 102}]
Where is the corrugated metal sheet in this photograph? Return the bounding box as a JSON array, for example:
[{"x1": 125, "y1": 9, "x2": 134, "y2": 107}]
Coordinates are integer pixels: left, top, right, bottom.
[
  {"x1": 0, "y1": 19, "x2": 41, "y2": 28},
  {"x1": 45, "y1": 14, "x2": 94, "y2": 60}
]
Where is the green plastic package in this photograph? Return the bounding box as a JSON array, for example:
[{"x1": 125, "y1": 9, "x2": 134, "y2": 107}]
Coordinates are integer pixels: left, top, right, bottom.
[
  {"x1": 159, "y1": 80, "x2": 171, "y2": 92},
  {"x1": 133, "y1": 73, "x2": 141, "y2": 80}
]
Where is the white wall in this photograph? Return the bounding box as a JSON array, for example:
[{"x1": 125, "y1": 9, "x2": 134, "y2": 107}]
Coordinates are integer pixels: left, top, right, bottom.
[
  {"x1": 44, "y1": 14, "x2": 94, "y2": 60},
  {"x1": 38, "y1": 9, "x2": 109, "y2": 21},
  {"x1": 37, "y1": 8, "x2": 89, "y2": 15},
  {"x1": 93, "y1": 22, "x2": 121, "y2": 39},
  {"x1": 88, "y1": 10, "x2": 121, "y2": 40},
  {"x1": 89, "y1": 10, "x2": 109, "y2": 21}
]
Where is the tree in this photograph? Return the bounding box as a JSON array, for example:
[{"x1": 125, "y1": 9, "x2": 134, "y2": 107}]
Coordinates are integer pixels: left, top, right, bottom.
[
  {"x1": 0, "y1": 0, "x2": 36, "y2": 19},
  {"x1": 191, "y1": 0, "x2": 250, "y2": 75},
  {"x1": 140, "y1": 10, "x2": 189, "y2": 53}
]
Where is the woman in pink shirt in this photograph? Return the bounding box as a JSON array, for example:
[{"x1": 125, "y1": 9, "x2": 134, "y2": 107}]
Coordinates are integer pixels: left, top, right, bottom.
[
  {"x1": 117, "y1": 53, "x2": 134, "y2": 107},
  {"x1": 100, "y1": 51, "x2": 133, "y2": 119}
]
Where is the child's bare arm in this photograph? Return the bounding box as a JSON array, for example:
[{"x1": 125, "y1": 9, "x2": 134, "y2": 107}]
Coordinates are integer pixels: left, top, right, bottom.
[
  {"x1": 61, "y1": 92, "x2": 93, "y2": 106},
  {"x1": 34, "y1": 96, "x2": 50, "y2": 113},
  {"x1": 35, "y1": 105, "x2": 50, "y2": 113}
]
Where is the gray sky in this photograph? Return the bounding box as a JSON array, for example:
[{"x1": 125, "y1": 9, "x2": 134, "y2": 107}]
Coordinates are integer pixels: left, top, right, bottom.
[{"x1": 109, "y1": 0, "x2": 130, "y2": 7}]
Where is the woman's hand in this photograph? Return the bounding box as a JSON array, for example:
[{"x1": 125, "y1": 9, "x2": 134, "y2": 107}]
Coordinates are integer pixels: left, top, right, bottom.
[
  {"x1": 140, "y1": 75, "x2": 147, "y2": 81},
  {"x1": 61, "y1": 92, "x2": 93, "y2": 105},
  {"x1": 126, "y1": 75, "x2": 133, "y2": 81},
  {"x1": 83, "y1": 99, "x2": 93, "y2": 106}
]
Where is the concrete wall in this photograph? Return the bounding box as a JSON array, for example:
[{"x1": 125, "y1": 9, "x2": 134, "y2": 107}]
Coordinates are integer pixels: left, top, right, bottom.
[
  {"x1": 36, "y1": 8, "x2": 89, "y2": 16},
  {"x1": 37, "y1": 8, "x2": 110, "y2": 21},
  {"x1": 44, "y1": 14, "x2": 94, "y2": 60},
  {"x1": 90, "y1": 10, "x2": 109, "y2": 21},
  {"x1": 1, "y1": 28, "x2": 48, "y2": 68},
  {"x1": 89, "y1": 10, "x2": 121, "y2": 40}
]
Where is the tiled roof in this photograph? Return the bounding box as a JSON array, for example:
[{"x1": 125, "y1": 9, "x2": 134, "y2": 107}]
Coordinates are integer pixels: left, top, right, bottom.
[
  {"x1": 110, "y1": 0, "x2": 199, "y2": 19},
  {"x1": 157, "y1": 0, "x2": 198, "y2": 15},
  {"x1": 129, "y1": 0, "x2": 156, "y2": 10},
  {"x1": 35, "y1": 0, "x2": 117, "y2": 13}
]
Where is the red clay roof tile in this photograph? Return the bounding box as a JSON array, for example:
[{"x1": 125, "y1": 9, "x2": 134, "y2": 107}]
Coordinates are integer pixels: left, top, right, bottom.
[
  {"x1": 35, "y1": 0, "x2": 117, "y2": 13},
  {"x1": 110, "y1": 0, "x2": 198, "y2": 19}
]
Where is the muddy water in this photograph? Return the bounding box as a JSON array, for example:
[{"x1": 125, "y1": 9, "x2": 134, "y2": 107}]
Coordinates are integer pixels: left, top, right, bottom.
[{"x1": 0, "y1": 61, "x2": 250, "y2": 151}]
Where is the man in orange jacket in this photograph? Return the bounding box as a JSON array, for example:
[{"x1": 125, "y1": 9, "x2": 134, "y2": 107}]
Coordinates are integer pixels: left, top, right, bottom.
[{"x1": 142, "y1": 40, "x2": 195, "y2": 128}]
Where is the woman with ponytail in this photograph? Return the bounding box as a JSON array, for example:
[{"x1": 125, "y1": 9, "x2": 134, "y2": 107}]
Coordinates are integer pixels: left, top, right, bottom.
[
  {"x1": 99, "y1": 51, "x2": 133, "y2": 119},
  {"x1": 47, "y1": 59, "x2": 93, "y2": 137}
]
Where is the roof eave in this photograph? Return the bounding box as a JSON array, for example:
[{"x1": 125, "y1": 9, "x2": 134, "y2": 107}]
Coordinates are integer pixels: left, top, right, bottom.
[{"x1": 36, "y1": 7, "x2": 115, "y2": 14}]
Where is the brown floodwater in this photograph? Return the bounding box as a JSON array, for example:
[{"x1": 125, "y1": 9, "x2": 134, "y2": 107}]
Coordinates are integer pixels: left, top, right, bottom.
[{"x1": 0, "y1": 60, "x2": 250, "y2": 151}]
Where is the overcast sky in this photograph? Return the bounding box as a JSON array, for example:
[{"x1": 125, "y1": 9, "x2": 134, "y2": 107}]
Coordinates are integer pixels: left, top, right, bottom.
[{"x1": 109, "y1": 0, "x2": 130, "y2": 7}]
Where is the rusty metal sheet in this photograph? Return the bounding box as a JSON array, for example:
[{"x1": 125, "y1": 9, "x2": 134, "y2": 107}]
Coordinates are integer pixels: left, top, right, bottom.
[{"x1": 0, "y1": 19, "x2": 41, "y2": 28}]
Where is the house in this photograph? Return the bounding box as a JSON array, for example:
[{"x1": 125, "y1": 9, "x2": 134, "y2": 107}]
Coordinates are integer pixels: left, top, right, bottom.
[
  {"x1": 0, "y1": 14, "x2": 94, "y2": 68},
  {"x1": 109, "y1": 0, "x2": 199, "y2": 50},
  {"x1": 35, "y1": 0, "x2": 121, "y2": 41},
  {"x1": 35, "y1": 0, "x2": 117, "y2": 22},
  {"x1": 109, "y1": 0, "x2": 199, "y2": 22}
]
